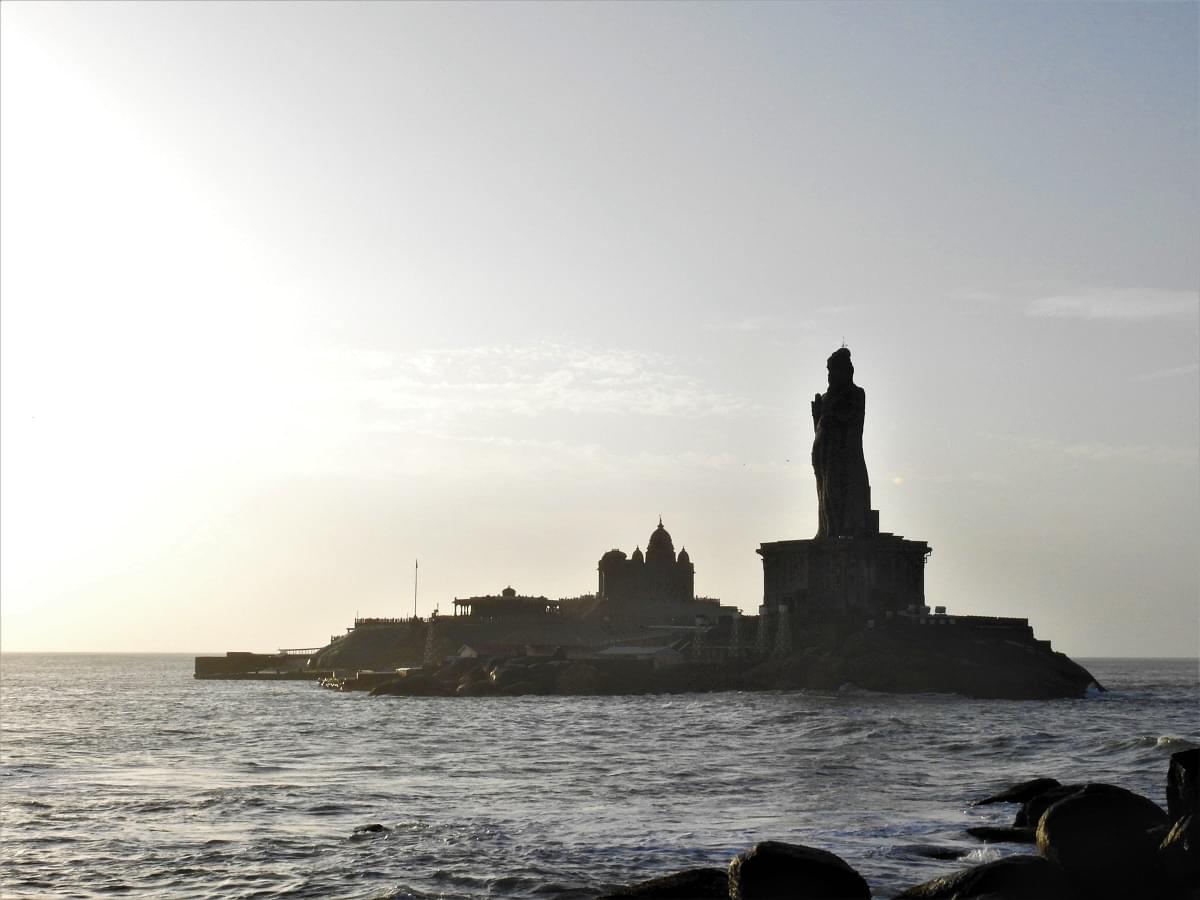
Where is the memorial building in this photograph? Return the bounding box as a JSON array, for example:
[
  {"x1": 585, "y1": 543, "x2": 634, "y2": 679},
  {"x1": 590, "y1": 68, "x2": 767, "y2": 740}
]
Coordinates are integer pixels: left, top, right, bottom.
[{"x1": 592, "y1": 519, "x2": 732, "y2": 624}]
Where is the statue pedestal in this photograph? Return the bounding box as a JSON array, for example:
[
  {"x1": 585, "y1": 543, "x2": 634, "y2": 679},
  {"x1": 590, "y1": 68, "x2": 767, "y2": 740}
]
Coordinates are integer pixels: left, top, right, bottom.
[{"x1": 757, "y1": 533, "x2": 931, "y2": 623}]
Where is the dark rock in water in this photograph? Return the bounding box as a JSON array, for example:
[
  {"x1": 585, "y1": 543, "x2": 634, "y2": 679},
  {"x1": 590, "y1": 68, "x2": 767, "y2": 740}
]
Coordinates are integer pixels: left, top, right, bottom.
[
  {"x1": 522, "y1": 661, "x2": 563, "y2": 693},
  {"x1": 1036, "y1": 784, "x2": 1170, "y2": 898},
  {"x1": 502, "y1": 680, "x2": 539, "y2": 696},
  {"x1": 458, "y1": 665, "x2": 491, "y2": 688},
  {"x1": 1013, "y1": 782, "x2": 1085, "y2": 827},
  {"x1": 369, "y1": 674, "x2": 442, "y2": 696},
  {"x1": 893, "y1": 854, "x2": 1071, "y2": 899},
  {"x1": 728, "y1": 841, "x2": 870, "y2": 900},
  {"x1": 1169, "y1": 748, "x2": 1199, "y2": 822},
  {"x1": 433, "y1": 657, "x2": 477, "y2": 681},
  {"x1": 491, "y1": 665, "x2": 529, "y2": 689},
  {"x1": 597, "y1": 867, "x2": 728, "y2": 899},
  {"x1": 974, "y1": 777, "x2": 1061, "y2": 807},
  {"x1": 1159, "y1": 813, "x2": 1199, "y2": 891},
  {"x1": 350, "y1": 823, "x2": 390, "y2": 839},
  {"x1": 456, "y1": 679, "x2": 500, "y2": 696},
  {"x1": 367, "y1": 678, "x2": 404, "y2": 696},
  {"x1": 964, "y1": 825, "x2": 1036, "y2": 844},
  {"x1": 556, "y1": 662, "x2": 606, "y2": 695},
  {"x1": 889, "y1": 844, "x2": 966, "y2": 861}
]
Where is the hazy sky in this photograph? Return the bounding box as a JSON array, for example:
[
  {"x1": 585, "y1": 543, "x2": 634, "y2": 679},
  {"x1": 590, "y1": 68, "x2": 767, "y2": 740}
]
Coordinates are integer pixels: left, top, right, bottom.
[{"x1": 2, "y1": 2, "x2": 1197, "y2": 657}]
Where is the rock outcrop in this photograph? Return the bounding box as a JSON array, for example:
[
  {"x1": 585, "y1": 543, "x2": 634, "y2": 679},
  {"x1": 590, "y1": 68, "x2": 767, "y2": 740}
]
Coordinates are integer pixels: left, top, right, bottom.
[
  {"x1": 1168, "y1": 748, "x2": 1199, "y2": 821},
  {"x1": 893, "y1": 854, "x2": 1072, "y2": 899},
  {"x1": 748, "y1": 625, "x2": 1098, "y2": 700},
  {"x1": 598, "y1": 753, "x2": 1198, "y2": 899},
  {"x1": 1035, "y1": 784, "x2": 1170, "y2": 898},
  {"x1": 728, "y1": 842, "x2": 871, "y2": 900},
  {"x1": 597, "y1": 868, "x2": 728, "y2": 899}
]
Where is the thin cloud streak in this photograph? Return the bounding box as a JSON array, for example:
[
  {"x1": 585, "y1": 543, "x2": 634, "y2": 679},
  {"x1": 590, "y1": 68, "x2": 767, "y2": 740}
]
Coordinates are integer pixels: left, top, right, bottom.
[
  {"x1": 703, "y1": 314, "x2": 803, "y2": 333},
  {"x1": 1132, "y1": 361, "x2": 1200, "y2": 382},
  {"x1": 311, "y1": 341, "x2": 760, "y2": 428},
  {"x1": 1010, "y1": 435, "x2": 1197, "y2": 468},
  {"x1": 1026, "y1": 289, "x2": 1198, "y2": 321}
]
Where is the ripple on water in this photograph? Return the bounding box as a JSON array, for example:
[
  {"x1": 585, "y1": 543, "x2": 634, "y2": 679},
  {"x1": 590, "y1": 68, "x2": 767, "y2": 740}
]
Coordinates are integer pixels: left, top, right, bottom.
[{"x1": 0, "y1": 654, "x2": 1195, "y2": 899}]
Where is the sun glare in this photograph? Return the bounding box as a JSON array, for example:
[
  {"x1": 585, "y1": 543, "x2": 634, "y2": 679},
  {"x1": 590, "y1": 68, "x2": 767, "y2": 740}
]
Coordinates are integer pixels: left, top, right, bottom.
[{"x1": 1, "y1": 27, "x2": 317, "y2": 624}]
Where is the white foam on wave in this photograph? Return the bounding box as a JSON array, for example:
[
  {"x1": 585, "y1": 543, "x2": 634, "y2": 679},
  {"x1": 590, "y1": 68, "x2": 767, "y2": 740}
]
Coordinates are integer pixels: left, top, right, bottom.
[
  {"x1": 1156, "y1": 735, "x2": 1198, "y2": 751},
  {"x1": 963, "y1": 847, "x2": 1003, "y2": 864}
]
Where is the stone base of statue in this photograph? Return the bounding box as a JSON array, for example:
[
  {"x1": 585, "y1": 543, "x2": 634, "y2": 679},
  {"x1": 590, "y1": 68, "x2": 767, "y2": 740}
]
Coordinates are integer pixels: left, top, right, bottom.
[
  {"x1": 757, "y1": 525, "x2": 931, "y2": 625},
  {"x1": 741, "y1": 346, "x2": 1101, "y2": 698}
]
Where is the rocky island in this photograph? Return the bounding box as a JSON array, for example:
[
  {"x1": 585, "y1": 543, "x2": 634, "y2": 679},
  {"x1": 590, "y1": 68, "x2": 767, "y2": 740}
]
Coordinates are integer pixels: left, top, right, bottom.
[{"x1": 196, "y1": 347, "x2": 1099, "y2": 700}]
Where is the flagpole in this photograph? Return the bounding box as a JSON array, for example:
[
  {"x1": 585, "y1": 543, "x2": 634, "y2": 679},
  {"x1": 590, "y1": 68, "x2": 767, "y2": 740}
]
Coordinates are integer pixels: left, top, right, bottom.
[{"x1": 413, "y1": 559, "x2": 418, "y2": 620}]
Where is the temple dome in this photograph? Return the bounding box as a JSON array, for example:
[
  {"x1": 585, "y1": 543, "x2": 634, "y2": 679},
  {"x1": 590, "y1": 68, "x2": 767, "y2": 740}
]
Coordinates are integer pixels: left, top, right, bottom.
[
  {"x1": 631, "y1": 545, "x2": 644, "y2": 563},
  {"x1": 677, "y1": 546, "x2": 690, "y2": 564},
  {"x1": 646, "y1": 518, "x2": 675, "y2": 564}
]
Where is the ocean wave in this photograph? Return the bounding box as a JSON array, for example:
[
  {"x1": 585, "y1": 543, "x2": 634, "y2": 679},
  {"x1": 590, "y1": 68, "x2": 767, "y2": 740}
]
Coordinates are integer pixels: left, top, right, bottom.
[
  {"x1": 1154, "y1": 735, "x2": 1199, "y2": 751},
  {"x1": 1, "y1": 654, "x2": 1196, "y2": 900},
  {"x1": 1108, "y1": 734, "x2": 1200, "y2": 752},
  {"x1": 962, "y1": 847, "x2": 1003, "y2": 865},
  {"x1": 306, "y1": 802, "x2": 358, "y2": 816}
]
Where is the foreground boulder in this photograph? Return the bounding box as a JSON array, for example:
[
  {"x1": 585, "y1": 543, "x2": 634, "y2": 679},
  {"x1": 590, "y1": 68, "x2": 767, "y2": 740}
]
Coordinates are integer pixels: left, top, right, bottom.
[
  {"x1": 1169, "y1": 748, "x2": 1199, "y2": 822},
  {"x1": 597, "y1": 868, "x2": 728, "y2": 899},
  {"x1": 728, "y1": 841, "x2": 870, "y2": 900},
  {"x1": 894, "y1": 855, "x2": 1071, "y2": 899},
  {"x1": 1013, "y1": 782, "x2": 1085, "y2": 827},
  {"x1": 1036, "y1": 784, "x2": 1170, "y2": 898},
  {"x1": 1158, "y1": 813, "x2": 1199, "y2": 893}
]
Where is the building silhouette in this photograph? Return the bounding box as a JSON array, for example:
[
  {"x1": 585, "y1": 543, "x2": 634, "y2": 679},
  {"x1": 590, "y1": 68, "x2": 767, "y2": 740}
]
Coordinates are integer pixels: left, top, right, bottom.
[{"x1": 598, "y1": 517, "x2": 694, "y2": 608}]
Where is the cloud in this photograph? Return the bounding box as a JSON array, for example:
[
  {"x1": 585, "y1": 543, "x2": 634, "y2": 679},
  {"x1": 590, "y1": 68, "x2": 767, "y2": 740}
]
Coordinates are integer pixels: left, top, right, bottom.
[
  {"x1": 948, "y1": 289, "x2": 1003, "y2": 305},
  {"x1": 310, "y1": 341, "x2": 759, "y2": 427},
  {"x1": 1026, "y1": 289, "x2": 1198, "y2": 321},
  {"x1": 1132, "y1": 362, "x2": 1200, "y2": 382},
  {"x1": 1013, "y1": 436, "x2": 1197, "y2": 468},
  {"x1": 409, "y1": 431, "x2": 754, "y2": 478},
  {"x1": 703, "y1": 315, "x2": 785, "y2": 333}
]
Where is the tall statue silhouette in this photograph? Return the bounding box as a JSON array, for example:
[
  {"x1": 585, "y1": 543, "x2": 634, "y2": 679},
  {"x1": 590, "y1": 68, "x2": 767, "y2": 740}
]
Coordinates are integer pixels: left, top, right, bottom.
[{"x1": 811, "y1": 347, "x2": 872, "y2": 538}]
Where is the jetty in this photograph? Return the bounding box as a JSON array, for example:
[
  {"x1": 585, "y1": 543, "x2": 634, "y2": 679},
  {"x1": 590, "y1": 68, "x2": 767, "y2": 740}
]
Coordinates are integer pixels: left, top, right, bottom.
[{"x1": 193, "y1": 649, "x2": 329, "y2": 680}]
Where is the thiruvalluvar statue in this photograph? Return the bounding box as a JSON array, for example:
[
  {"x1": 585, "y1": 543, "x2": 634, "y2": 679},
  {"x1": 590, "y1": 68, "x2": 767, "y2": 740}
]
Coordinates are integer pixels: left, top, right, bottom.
[{"x1": 811, "y1": 347, "x2": 872, "y2": 538}]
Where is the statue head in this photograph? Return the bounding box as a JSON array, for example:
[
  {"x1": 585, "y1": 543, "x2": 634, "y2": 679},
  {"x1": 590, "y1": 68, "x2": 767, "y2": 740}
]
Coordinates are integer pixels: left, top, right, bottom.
[{"x1": 826, "y1": 347, "x2": 854, "y2": 389}]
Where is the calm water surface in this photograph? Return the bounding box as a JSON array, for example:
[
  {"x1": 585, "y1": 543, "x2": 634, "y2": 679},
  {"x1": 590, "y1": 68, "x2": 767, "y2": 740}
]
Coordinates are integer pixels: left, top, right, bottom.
[{"x1": 1, "y1": 655, "x2": 1196, "y2": 898}]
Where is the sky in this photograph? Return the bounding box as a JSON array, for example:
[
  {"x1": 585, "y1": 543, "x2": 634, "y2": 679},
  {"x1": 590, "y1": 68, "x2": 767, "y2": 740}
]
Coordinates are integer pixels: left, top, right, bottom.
[{"x1": 1, "y1": 2, "x2": 1197, "y2": 657}]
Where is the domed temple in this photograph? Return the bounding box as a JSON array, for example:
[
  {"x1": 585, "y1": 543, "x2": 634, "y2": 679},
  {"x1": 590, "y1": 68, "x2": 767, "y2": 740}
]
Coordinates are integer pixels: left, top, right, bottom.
[{"x1": 594, "y1": 519, "x2": 726, "y2": 623}]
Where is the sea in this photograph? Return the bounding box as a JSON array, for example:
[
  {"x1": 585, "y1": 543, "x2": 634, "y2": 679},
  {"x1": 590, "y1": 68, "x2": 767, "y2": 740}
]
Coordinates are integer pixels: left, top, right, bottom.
[{"x1": 0, "y1": 655, "x2": 1195, "y2": 899}]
